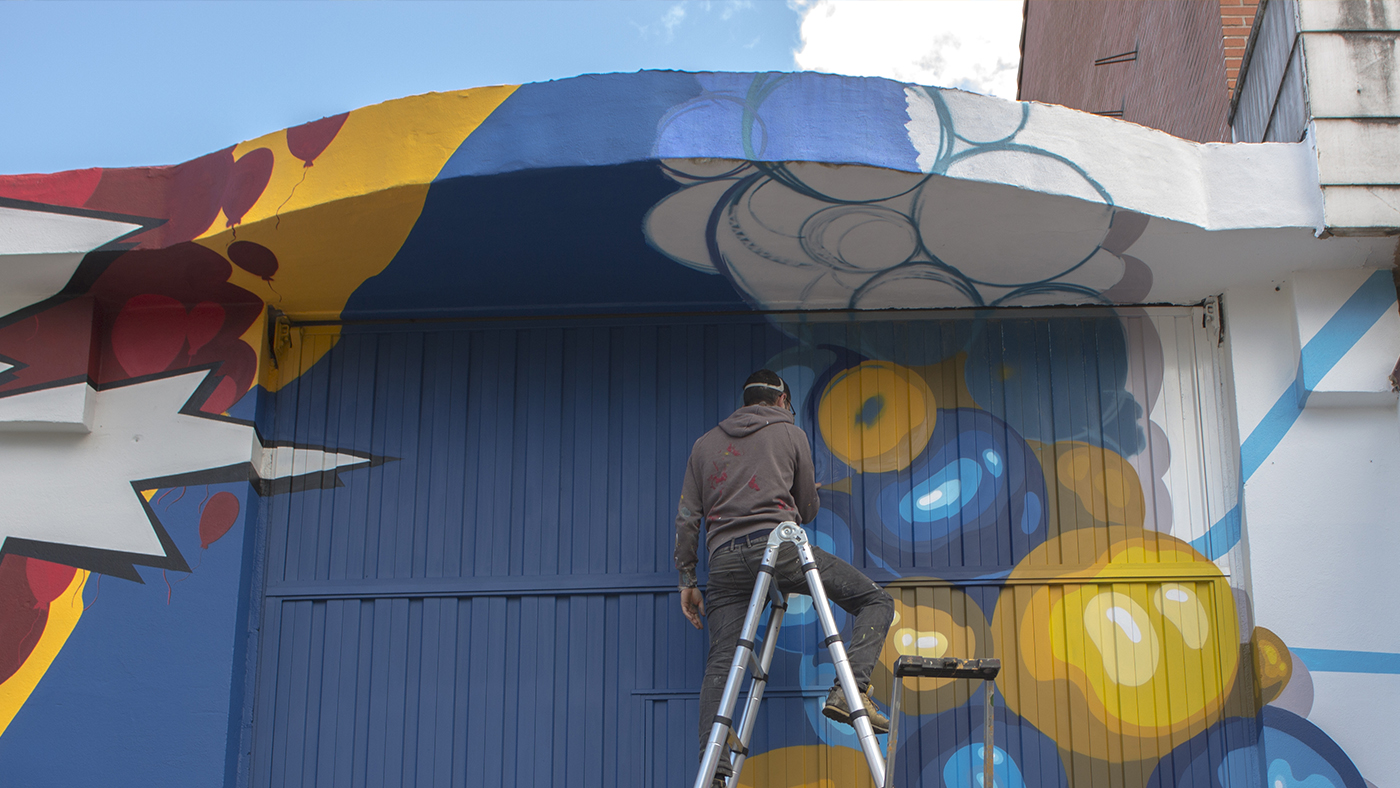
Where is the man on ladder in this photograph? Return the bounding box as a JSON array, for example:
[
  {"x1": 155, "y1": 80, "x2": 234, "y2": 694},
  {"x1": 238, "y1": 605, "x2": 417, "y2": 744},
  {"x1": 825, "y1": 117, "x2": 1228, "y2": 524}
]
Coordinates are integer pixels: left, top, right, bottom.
[{"x1": 675, "y1": 369, "x2": 895, "y2": 786}]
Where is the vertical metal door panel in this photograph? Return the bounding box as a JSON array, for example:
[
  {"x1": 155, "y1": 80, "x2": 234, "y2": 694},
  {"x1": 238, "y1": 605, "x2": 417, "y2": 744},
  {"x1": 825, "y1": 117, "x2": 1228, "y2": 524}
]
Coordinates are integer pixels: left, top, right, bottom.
[{"x1": 252, "y1": 308, "x2": 1242, "y2": 787}]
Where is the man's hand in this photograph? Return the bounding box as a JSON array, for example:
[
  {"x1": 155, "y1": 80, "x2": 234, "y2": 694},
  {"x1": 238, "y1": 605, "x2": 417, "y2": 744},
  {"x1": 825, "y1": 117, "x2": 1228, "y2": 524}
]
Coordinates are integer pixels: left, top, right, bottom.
[{"x1": 681, "y1": 586, "x2": 705, "y2": 629}]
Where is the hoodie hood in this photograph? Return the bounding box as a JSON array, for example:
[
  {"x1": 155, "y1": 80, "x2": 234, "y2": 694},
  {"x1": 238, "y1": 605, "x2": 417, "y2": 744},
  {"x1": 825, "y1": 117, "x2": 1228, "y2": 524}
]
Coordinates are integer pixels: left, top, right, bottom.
[{"x1": 719, "y1": 404, "x2": 794, "y2": 437}]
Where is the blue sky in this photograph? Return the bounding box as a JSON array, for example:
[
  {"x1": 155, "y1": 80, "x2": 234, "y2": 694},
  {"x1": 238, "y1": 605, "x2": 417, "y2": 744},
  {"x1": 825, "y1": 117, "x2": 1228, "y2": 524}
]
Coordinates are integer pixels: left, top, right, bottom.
[{"x1": 0, "y1": 1, "x2": 1021, "y2": 175}]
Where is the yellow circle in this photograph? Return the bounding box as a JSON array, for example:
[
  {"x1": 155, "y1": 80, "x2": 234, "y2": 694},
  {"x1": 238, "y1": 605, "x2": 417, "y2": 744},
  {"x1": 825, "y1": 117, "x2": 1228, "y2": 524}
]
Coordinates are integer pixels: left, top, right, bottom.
[
  {"x1": 992, "y1": 526, "x2": 1240, "y2": 761},
  {"x1": 870, "y1": 585, "x2": 991, "y2": 716},
  {"x1": 1054, "y1": 442, "x2": 1146, "y2": 527},
  {"x1": 817, "y1": 360, "x2": 936, "y2": 474}
]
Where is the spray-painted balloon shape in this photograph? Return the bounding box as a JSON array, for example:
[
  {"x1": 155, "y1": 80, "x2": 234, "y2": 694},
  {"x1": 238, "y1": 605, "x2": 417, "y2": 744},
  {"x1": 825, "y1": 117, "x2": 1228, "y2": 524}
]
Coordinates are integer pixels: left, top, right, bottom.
[
  {"x1": 199, "y1": 491, "x2": 241, "y2": 549},
  {"x1": 226, "y1": 241, "x2": 279, "y2": 282},
  {"x1": 111, "y1": 293, "x2": 187, "y2": 377},
  {"x1": 286, "y1": 113, "x2": 348, "y2": 168},
  {"x1": 222, "y1": 148, "x2": 274, "y2": 228},
  {"x1": 25, "y1": 558, "x2": 76, "y2": 610},
  {"x1": 185, "y1": 302, "x2": 225, "y2": 356}
]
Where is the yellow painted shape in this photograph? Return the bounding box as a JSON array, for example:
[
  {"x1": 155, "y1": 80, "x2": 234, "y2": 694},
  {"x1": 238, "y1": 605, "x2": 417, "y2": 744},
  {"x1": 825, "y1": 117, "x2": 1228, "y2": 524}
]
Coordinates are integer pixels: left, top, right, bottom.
[
  {"x1": 911, "y1": 353, "x2": 979, "y2": 411},
  {"x1": 736, "y1": 745, "x2": 876, "y2": 788},
  {"x1": 998, "y1": 527, "x2": 1241, "y2": 758},
  {"x1": 886, "y1": 600, "x2": 970, "y2": 664},
  {"x1": 195, "y1": 86, "x2": 518, "y2": 390},
  {"x1": 0, "y1": 569, "x2": 88, "y2": 736},
  {"x1": 1154, "y1": 582, "x2": 1210, "y2": 649},
  {"x1": 1081, "y1": 590, "x2": 1160, "y2": 687},
  {"x1": 818, "y1": 361, "x2": 936, "y2": 473},
  {"x1": 140, "y1": 489, "x2": 157, "y2": 501},
  {"x1": 1053, "y1": 441, "x2": 1146, "y2": 528},
  {"x1": 207, "y1": 86, "x2": 518, "y2": 233},
  {"x1": 1252, "y1": 626, "x2": 1292, "y2": 705},
  {"x1": 892, "y1": 626, "x2": 949, "y2": 658},
  {"x1": 823, "y1": 477, "x2": 853, "y2": 495},
  {"x1": 876, "y1": 588, "x2": 989, "y2": 713}
]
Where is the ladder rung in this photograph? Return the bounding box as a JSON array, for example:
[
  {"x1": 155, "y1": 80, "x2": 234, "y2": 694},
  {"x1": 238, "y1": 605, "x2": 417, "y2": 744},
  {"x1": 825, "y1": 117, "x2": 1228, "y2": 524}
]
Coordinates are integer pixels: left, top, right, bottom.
[{"x1": 892, "y1": 656, "x2": 1001, "y2": 679}]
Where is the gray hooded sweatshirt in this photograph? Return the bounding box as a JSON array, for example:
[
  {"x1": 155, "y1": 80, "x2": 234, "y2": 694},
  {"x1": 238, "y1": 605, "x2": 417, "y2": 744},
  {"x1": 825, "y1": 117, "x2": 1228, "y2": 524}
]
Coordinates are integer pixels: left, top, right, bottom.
[{"x1": 674, "y1": 404, "x2": 820, "y2": 587}]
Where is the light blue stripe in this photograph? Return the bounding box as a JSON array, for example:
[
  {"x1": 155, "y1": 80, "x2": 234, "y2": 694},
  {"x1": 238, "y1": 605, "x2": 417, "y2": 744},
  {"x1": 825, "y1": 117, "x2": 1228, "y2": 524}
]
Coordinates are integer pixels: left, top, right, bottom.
[
  {"x1": 1239, "y1": 362, "x2": 1307, "y2": 482},
  {"x1": 1291, "y1": 648, "x2": 1400, "y2": 674},
  {"x1": 1191, "y1": 504, "x2": 1240, "y2": 561},
  {"x1": 1191, "y1": 270, "x2": 1397, "y2": 559},
  {"x1": 1299, "y1": 271, "x2": 1399, "y2": 390}
]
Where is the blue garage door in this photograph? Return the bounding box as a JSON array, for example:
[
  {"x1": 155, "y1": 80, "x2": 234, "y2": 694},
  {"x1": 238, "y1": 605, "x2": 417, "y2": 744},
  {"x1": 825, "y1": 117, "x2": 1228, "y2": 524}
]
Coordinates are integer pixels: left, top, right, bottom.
[
  {"x1": 248, "y1": 307, "x2": 1243, "y2": 788},
  {"x1": 250, "y1": 316, "x2": 798, "y2": 788}
]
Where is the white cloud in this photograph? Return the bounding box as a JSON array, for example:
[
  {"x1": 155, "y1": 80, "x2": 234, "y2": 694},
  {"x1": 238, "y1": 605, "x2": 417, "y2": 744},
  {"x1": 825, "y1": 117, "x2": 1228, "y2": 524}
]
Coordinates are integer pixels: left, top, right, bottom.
[
  {"x1": 633, "y1": 2, "x2": 689, "y2": 41},
  {"x1": 720, "y1": 1, "x2": 753, "y2": 21},
  {"x1": 661, "y1": 3, "x2": 688, "y2": 36},
  {"x1": 791, "y1": 0, "x2": 1023, "y2": 99}
]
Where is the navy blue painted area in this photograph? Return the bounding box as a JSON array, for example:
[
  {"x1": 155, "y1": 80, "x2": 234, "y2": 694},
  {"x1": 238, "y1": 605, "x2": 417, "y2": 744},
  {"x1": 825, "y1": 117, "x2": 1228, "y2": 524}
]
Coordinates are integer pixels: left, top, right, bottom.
[
  {"x1": 1146, "y1": 708, "x2": 1366, "y2": 788},
  {"x1": 0, "y1": 482, "x2": 256, "y2": 788},
  {"x1": 343, "y1": 163, "x2": 748, "y2": 320},
  {"x1": 252, "y1": 317, "x2": 801, "y2": 786},
  {"x1": 440, "y1": 72, "x2": 705, "y2": 179},
  {"x1": 965, "y1": 314, "x2": 1145, "y2": 457}
]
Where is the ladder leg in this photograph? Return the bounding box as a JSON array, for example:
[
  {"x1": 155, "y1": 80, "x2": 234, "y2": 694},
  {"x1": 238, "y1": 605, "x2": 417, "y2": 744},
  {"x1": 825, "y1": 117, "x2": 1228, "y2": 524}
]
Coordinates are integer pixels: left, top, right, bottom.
[
  {"x1": 797, "y1": 539, "x2": 887, "y2": 787},
  {"x1": 694, "y1": 542, "x2": 783, "y2": 788},
  {"x1": 982, "y1": 678, "x2": 995, "y2": 788},
  {"x1": 883, "y1": 670, "x2": 905, "y2": 788},
  {"x1": 727, "y1": 592, "x2": 789, "y2": 783}
]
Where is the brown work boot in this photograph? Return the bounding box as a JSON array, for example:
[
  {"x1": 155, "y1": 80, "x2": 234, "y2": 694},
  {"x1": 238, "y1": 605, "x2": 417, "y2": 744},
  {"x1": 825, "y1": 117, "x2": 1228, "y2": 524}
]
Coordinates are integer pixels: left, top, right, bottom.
[{"x1": 822, "y1": 685, "x2": 890, "y2": 734}]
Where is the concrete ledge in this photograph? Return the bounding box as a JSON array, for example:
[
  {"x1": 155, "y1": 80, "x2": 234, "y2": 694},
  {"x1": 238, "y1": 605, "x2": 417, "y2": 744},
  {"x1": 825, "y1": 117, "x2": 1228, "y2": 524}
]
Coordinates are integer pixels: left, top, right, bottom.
[
  {"x1": 1313, "y1": 119, "x2": 1400, "y2": 185},
  {"x1": 1322, "y1": 185, "x2": 1400, "y2": 233},
  {"x1": 1299, "y1": 0, "x2": 1400, "y2": 32},
  {"x1": 0, "y1": 383, "x2": 95, "y2": 432},
  {"x1": 1305, "y1": 33, "x2": 1400, "y2": 118}
]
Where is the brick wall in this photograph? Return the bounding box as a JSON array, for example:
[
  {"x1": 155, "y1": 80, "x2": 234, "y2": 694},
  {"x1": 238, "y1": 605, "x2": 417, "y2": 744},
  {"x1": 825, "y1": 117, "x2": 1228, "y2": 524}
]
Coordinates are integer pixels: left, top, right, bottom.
[
  {"x1": 1220, "y1": 0, "x2": 1262, "y2": 94},
  {"x1": 1019, "y1": 1, "x2": 1233, "y2": 142}
]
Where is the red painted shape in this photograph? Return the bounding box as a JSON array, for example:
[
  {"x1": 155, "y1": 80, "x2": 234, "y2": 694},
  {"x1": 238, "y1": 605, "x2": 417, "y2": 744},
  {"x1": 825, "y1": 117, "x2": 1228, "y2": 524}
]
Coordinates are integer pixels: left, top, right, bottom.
[
  {"x1": 226, "y1": 240, "x2": 279, "y2": 281},
  {"x1": 0, "y1": 239, "x2": 265, "y2": 412},
  {"x1": 748, "y1": 475, "x2": 761, "y2": 491},
  {"x1": 84, "y1": 148, "x2": 235, "y2": 248},
  {"x1": 201, "y1": 375, "x2": 240, "y2": 415},
  {"x1": 185, "y1": 302, "x2": 225, "y2": 356},
  {"x1": 0, "y1": 169, "x2": 103, "y2": 207},
  {"x1": 111, "y1": 294, "x2": 187, "y2": 377},
  {"x1": 190, "y1": 337, "x2": 257, "y2": 414},
  {"x1": 89, "y1": 243, "x2": 263, "y2": 408},
  {"x1": 286, "y1": 113, "x2": 348, "y2": 167},
  {"x1": 0, "y1": 298, "x2": 97, "y2": 395},
  {"x1": 25, "y1": 559, "x2": 76, "y2": 611},
  {"x1": 221, "y1": 148, "x2": 275, "y2": 227},
  {"x1": 0, "y1": 555, "x2": 47, "y2": 684},
  {"x1": 199, "y1": 491, "x2": 241, "y2": 548}
]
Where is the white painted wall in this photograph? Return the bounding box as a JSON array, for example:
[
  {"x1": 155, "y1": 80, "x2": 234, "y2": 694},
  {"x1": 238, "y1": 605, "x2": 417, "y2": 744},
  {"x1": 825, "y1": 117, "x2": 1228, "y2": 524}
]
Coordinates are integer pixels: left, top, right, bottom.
[{"x1": 1224, "y1": 272, "x2": 1400, "y2": 784}]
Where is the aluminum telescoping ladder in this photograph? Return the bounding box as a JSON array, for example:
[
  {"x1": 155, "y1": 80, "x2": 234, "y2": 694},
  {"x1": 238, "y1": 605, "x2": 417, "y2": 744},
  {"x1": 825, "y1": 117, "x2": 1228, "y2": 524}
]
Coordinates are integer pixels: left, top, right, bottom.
[{"x1": 692, "y1": 521, "x2": 1001, "y2": 788}]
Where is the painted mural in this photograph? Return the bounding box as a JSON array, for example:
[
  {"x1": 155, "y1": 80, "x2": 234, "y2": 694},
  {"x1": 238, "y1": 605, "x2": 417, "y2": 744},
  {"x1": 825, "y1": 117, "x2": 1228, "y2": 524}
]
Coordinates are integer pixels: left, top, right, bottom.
[{"x1": 0, "y1": 70, "x2": 1389, "y2": 788}]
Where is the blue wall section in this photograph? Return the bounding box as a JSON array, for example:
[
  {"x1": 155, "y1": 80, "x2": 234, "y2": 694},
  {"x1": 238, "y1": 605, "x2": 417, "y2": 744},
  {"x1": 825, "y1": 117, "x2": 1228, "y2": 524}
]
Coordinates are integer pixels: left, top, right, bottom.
[
  {"x1": 0, "y1": 482, "x2": 257, "y2": 788},
  {"x1": 438, "y1": 71, "x2": 924, "y2": 180},
  {"x1": 250, "y1": 318, "x2": 798, "y2": 787},
  {"x1": 343, "y1": 163, "x2": 748, "y2": 320},
  {"x1": 439, "y1": 72, "x2": 706, "y2": 178}
]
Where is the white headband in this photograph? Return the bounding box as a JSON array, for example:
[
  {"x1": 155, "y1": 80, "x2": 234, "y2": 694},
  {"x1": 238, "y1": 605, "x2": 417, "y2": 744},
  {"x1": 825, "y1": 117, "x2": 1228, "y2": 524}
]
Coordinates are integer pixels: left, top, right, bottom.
[{"x1": 744, "y1": 382, "x2": 786, "y2": 394}]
